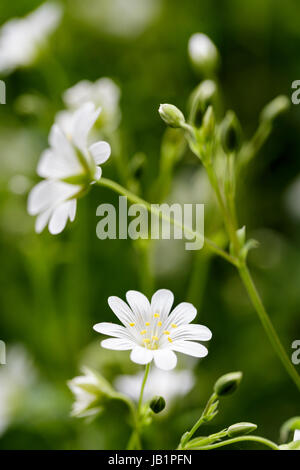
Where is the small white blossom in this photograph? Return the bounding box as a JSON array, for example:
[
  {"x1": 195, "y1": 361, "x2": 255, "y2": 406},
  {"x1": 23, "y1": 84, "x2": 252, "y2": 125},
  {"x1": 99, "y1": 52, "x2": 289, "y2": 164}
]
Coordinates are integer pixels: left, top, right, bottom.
[
  {"x1": 94, "y1": 289, "x2": 212, "y2": 371},
  {"x1": 68, "y1": 367, "x2": 116, "y2": 418},
  {"x1": 63, "y1": 78, "x2": 121, "y2": 132},
  {"x1": 28, "y1": 102, "x2": 111, "y2": 234},
  {"x1": 115, "y1": 368, "x2": 195, "y2": 407},
  {"x1": 0, "y1": 346, "x2": 36, "y2": 435},
  {"x1": 0, "y1": 3, "x2": 62, "y2": 74},
  {"x1": 188, "y1": 33, "x2": 219, "y2": 74}
]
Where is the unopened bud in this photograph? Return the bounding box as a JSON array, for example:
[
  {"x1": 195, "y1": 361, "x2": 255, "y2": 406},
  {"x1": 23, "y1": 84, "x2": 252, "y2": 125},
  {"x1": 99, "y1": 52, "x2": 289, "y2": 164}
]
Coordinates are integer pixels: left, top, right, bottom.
[
  {"x1": 227, "y1": 422, "x2": 257, "y2": 438},
  {"x1": 260, "y1": 95, "x2": 290, "y2": 123},
  {"x1": 214, "y1": 371, "x2": 242, "y2": 397},
  {"x1": 188, "y1": 33, "x2": 219, "y2": 75},
  {"x1": 202, "y1": 105, "x2": 215, "y2": 141},
  {"x1": 221, "y1": 111, "x2": 242, "y2": 154},
  {"x1": 150, "y1": 395, "x2": 166, "y2": 414},
  {"x1": 159, "y1": 104, "x2": 186, "y2": 128}
]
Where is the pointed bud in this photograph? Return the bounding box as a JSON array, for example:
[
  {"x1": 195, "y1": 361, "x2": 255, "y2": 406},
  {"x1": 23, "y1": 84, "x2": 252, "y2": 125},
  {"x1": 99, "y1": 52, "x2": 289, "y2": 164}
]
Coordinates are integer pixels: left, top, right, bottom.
[
  {"x1": 260, "y1": 95, "x2": 290, "y2": 123},
  {"x1": 188, "y1": 33, "x2": 219, "y2": 75},
  {"x1": 159, "y1": 104, "x2": 186, "y2": 128},
  {"x1": 227, "y1": 422, "x2": 257, "y2": 438},
  {"x1": 221, "y1": 111, "x2": 242, "y2": 154},
  {"x1": 202, "y1": 105, "x2": 215, "y2": 141},
  {"x1": 214, "y1": 371, "x2": 243, "y2": 397},
  {"x1": 149, "y1": 395, "x2": 166, "y2": 414}
]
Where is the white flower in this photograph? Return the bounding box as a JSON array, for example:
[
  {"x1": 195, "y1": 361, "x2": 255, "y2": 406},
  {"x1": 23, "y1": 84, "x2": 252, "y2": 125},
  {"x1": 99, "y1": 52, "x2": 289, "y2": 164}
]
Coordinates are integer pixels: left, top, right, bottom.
[
  {"x1": 28, "y1": 102, "x2": 111, "y2": 234},
  {"x1": 94, "y1": 289, "x2": 212, "y2": 371},
  {"x1": 115, "y1": 368, "x2": 195, "y2": 407},
  {"x1": 188, "y1": 33, "x2": 219, "y2": 74},
  {"x1": 0, "y1": 345, "x2": 36, "y2": 435},
  {"x1": 0, "y1": 3, "x2": 62, "y2": 74},
  {"x1": 63, "y1": 78, "x2": 121, "y2": 132},
  {"x1": 294, "y1": 429, "x2": 300, "y2": 442},
  {"x1": 68, "y1": 367, "x2": 116, "y2": 418}
]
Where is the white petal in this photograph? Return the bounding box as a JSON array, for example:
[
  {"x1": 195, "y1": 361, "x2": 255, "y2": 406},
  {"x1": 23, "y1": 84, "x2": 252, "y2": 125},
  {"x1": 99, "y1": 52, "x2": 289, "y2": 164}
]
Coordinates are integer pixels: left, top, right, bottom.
[
  {"x1": 69, "y1": 199, "x2": 77, "y2": 222},
  {"x1": 35, "y1": 207, "x2": 53, "y2": 233},
  {"x1": 171, "y1": 324, "x2": 212, "y2": 342},
  {"x1": 151, "y1": 289, "x2": 174, "y2": 322},
  {"x1": 170, "y1": 340, "x2": 208, "y2": 358},
  {"x1": 108, "y1": 296, "x2": 136, "y2": 327},
  {"x1": 27, "y1": 180, "x2": 79, "y2": 215},
  {"x1": 126, "y1": 290, "x2": 151, "y2": 324},
  {"x1": 48, "y1": 201, "x2": 74, "y2": 235},
  {"x1": 130, "y1": 346, "x2": 153, "y2": 365},
  {"x1": 153, "y1": 349, "x2": 177, "y2": 370},
  {"x1": 93, "y1": 166, "x2": 102, "y2": 181},
  {"x1": 294, "y1": 430, "x2": 300, "y2": 441},
  {"x1": 101, "y1": 338, "x2": 133, "y2": 351},
  {"x1": 166, "y1": 302, "x2": 197, "y2": 328},
  {"x1": 47, "y1": 124, "x2": 83, "y2": 176},
  {"x1": 89, "y1": 141, "x2": 111, "y2": 165},
  {"x1": 72, "y1": 102, "x2": 101, "y2": 154},
  {"x1": 93, "y1": 322, "x2": 129, "y2": 339}
]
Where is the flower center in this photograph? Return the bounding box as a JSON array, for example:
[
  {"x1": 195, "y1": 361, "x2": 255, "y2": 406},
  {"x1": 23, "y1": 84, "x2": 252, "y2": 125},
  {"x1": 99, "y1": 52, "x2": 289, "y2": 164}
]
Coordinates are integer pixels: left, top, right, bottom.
[{"x1": 138, "y1": 313, "x2": 177, "y2": 350}]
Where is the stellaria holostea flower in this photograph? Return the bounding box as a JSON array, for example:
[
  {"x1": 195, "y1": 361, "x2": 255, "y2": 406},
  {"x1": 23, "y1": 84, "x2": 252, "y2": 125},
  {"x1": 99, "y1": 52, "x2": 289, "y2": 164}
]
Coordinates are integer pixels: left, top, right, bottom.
[
  {"x1": 28, "y1": 102, "x2": 111, "y2": 234},
  {"x1": 62, "y1": 78, "x2": 121, "y2": 132},
  {"x1": 94, "y1": 289, "x2": 212, "y2": 370},
  {"x1": 115, "y1": 368, "x2": 195, "y2": 407},
  {"x1": 0, "y1": 3, "x2": 62, "y2": 74}
]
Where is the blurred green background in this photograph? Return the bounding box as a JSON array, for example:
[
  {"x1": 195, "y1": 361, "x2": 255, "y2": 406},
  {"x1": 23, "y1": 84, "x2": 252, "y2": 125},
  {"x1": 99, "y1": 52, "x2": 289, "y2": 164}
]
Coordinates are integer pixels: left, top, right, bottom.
[{"x1": 0, "y1": 0, "x2": 300, "y2": 450}]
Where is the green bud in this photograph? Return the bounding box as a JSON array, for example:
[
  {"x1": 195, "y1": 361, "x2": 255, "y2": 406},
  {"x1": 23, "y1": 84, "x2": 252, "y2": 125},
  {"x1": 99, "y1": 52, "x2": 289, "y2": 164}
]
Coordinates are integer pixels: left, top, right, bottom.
[
  {"x1": 159, "y1": 104, "x2": 186, "y2": 128},
  {"x1": 214, "y1": 371, "x2": 243, "y2": 397},
  {"x1": 149, "y1": 395, "x2": 166, "y2": 414},
  {"x1": 188, "y1": 33, "x2": 220, "y2": 75},
  {"x1": 221, "y1": 111, "x2": 242, "y2": 154},
  {"x1": 227, "y1": 422, "x2": 257, "y2": 438},
  {"x1": 260, "y1": 95, "x2": 290, "y2": 123},
  {"x1": 202, "y1": 105, "x2": 215, "y2": 141}
]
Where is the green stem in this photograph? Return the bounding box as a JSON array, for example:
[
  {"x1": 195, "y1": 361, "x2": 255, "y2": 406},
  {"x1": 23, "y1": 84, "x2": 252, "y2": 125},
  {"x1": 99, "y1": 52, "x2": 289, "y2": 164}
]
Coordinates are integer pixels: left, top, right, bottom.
[
  {"x1": 96, "y1": 178, "x2": 238, "y2": 266},
  {"x1": 238, "y1": 262, "x2": 300, "y2": 392},
  {"x1": 138, "y1": 363, "x2": 151, "y2": 414},
  {"x1": 188, "y1": 435, "x2": 279, "y2": 450}
]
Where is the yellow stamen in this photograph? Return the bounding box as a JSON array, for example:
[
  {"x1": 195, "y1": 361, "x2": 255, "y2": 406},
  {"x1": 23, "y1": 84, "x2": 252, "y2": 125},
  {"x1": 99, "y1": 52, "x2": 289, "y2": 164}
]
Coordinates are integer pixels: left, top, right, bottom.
[
  {"x1": 152, "y1": 336, "x2": 158, "y2": 341},
  {"x1": 163, "y1": 330, "x2": 170, "y2": 335},
  {"x1": 154, "y1": 313, "x2": 160, "y2": 318},
  {"x1": 143, "y1": 338, "x2": 150, "y2": 344},
  {"x1": 157, "y1": 321, "x2": 162, "y2": 327},
  {"x1": 168, "y1": 337, "x2": 173, "y2": 343},
  {"x1": 145, "y1": 322, "x2": 150, "y2": 326},
  {"x1": 129, "y1": 323, "x2": 135, "y2": 327},
  {"x1": 171, "y1": 323, "x2": 177, "y2": 328},
  {"x1": 140, "y1": 330, "x2": 147, "y2": 335}
]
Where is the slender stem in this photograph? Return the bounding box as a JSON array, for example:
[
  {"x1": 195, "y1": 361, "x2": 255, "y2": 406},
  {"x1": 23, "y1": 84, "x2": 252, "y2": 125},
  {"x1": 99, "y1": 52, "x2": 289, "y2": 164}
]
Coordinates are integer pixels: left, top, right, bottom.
[
  {"x1": 96, "y1": 178, "x2": 238, "y2": 266},
  {"x1": 238, "y1": 262, "x2": 300, "y2": 392},
  {"x1": 187, "y1": 435, "x2": 279, "y2": 450},
  {"x1": 138, "y1": 363, "x2": 151, "y2": 413}
]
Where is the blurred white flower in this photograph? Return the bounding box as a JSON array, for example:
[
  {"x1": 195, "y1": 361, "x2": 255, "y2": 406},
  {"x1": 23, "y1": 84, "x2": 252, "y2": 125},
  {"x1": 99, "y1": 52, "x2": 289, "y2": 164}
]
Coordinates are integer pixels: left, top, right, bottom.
[
  {"x1": 68, "y1": 367, "x2": 117, "y2": 418},
  {"x1": 63, "y1": 78, "x2": 121, "y2": 132},
  {"x1": 94, "y1": 289, "x2": 212, "y2": 371},
  {"x1": 294, "y1": 429, "x2": 300, "y2": 441},
  {"x1": 115, "y1": 368, "x2": 195, "y2": 408},
  {"x1": 284, "y1": 176, "x2": 300, "y2": 221},
  {"x1": 188, "y1": 33, "x2": 219, "y2": 75},
  {"x1": 28, "y1": 102, "x2": 111, "y2": 234},
  {"x1": 0, "y1": 345, "x2": 36, "y2": 436},
  {"x1": 73, "y1": 0, "x2": 160, "y2": 38},
  {"x1": 0, "y1": 3, "x2": 62, "y2": 74}
]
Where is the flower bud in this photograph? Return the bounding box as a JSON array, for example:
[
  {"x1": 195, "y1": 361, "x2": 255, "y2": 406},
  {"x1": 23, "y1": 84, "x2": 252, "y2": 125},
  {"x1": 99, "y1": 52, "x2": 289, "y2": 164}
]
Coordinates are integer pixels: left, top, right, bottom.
[
  {"x1": 260, "y1": 95, "x2": 290, "y2": 123},
  {"x1": 202, "y1": 105, "x2": 215, "y2": 141},
  {"x1": 149, "y1": 395, "x2": 166, "y2": 414},
  {"x1": 221, "y1": 111, "x2": 242, "y2": 154},
  {"x1": 227, "y1": 422, "x2": 257, "y2": 438},
  {"x1": 159, "y1": 104, "x2": 186, "y2": 128},
  {"x1": 214, "y1": 371, "x2": 242, "y2": 397},
  {"x1": 188, "y1": 33, "x2": 219, "y2": 75}
]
